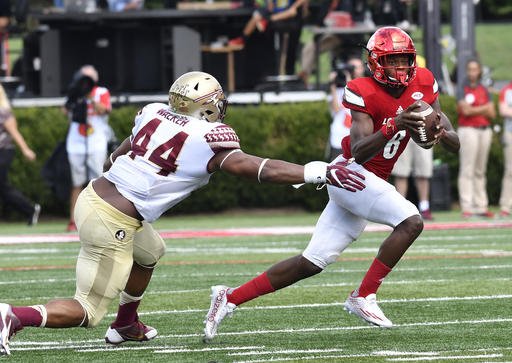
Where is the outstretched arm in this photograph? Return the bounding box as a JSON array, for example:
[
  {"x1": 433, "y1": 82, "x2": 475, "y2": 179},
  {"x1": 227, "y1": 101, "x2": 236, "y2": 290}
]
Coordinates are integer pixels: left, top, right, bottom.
[{"x1": 208, "y1": 149, "x2": 366, "y2": 192}]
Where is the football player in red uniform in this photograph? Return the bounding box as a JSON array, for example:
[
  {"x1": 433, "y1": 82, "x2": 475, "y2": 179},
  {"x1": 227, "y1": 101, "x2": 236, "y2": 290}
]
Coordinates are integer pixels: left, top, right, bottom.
[
  {"x1": 0, "y1": 71, "x2": 365, "y2": 356},
  {"x1": 203, "y1": 26, "x2": 460, "y2": 340}
]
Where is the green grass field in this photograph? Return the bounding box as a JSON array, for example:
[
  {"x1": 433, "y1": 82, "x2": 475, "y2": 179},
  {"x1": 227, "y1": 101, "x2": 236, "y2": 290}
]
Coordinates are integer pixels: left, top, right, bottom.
[{"x1": 1, "y1": 210, "x2": 512, "y2": 362}]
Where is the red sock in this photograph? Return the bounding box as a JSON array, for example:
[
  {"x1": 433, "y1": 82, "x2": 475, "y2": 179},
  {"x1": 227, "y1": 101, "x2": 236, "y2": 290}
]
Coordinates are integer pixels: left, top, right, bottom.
[
  {"x1": 111, "y1": 300, "x2": 141, "y2": 328},
  {"x1": 12, "y1": 306, "x2": 43, "y2": 327},
  {"x1": 356, "y1": 258, "x2": 392, "y2": 297},
  {"x1": 227, "y1": 272, "x2": 275, "y2": 306}
]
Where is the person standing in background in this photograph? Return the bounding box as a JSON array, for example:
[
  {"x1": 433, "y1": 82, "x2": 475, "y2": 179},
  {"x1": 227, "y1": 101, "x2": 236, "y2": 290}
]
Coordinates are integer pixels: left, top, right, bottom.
[
  {"x1": 391, "y1": 54, "x2": 434, "y2": 220},
  {"x1": 0, "y1": 0, "x2": 11, "y2": 76},
  {"x1": 327, "y1": 55, "x2": 365, "y2": 160},
  {"x1": 498, "y1": 80, "x2": 512, "y2": 217},
  {"x1": 457, "y1": 58, "x2": 496, "y2": 218},
  {"x1": 391, "y1": 141, "x2": 434, "y2": 220},
  {"x1": 65, "y1": 65, "x2": 112, "y2": 232},
  {"x1": 0, "y1": 83, "x2": 40, "y2": 225}
]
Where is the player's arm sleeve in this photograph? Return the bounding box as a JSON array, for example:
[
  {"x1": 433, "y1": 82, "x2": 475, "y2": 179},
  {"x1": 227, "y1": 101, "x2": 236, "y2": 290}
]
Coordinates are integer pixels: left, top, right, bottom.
[
  {"x1": 99, "y1": 89, "x2": 112, "y2": 112},
  {"x1": 342, "y1": 85, "x2": 368, "y2": 114},
  {"x1": 204, "y1": 124, "x2": 241, "y2": 152}
]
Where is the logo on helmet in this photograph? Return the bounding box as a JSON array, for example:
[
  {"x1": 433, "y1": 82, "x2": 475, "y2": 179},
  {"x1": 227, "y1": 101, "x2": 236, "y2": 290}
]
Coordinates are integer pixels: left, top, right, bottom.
[{"x1": 168, "y1": 71, "x2": 227, "y2": 122}]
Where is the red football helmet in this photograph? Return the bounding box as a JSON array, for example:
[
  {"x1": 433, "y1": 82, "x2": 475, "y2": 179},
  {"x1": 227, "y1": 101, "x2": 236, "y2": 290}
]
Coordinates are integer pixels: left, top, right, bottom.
[{"x1": 366, "y1": 26, "x2": 417, "y2": 87}]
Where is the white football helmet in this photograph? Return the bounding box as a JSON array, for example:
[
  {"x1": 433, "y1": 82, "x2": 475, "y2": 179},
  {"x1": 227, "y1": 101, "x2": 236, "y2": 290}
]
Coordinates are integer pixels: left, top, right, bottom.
[{"x1": 168, "y1": 71, "x2": 227, "y2": 122}]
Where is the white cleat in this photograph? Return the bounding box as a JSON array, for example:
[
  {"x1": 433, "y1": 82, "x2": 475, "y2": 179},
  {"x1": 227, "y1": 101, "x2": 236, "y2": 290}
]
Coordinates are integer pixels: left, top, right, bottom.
[
  {"x1": 105, "y1": 320, "x2": 158, "y2": 345},
  {"x1": 203, "y1": 285, "x2": 236, "y2": 341},
  {"x1": 0, "y1": 303, "x2": 21, "y2": 356},
  {"x1": 343, "y1": 293, "x2": 393, "y2": 328}
]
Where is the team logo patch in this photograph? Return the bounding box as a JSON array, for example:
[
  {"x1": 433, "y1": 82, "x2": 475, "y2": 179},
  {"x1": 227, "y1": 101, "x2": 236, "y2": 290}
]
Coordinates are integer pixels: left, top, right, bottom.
[
  {"x1": 465, "y1": 93, "x2": 476, "y2": 104},
  {"x1": 412, "y1": 92, "x2": 424, "y2": 100},
  {"x1": 115, "y1": 230, "x2": 126, "y2": 241}
]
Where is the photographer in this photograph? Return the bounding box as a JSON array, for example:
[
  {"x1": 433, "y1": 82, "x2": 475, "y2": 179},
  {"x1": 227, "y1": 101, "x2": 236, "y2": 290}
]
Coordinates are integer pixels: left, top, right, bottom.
[
  {"x1": 326, "y1": 55, "x2": 365, "y2": 160},
  {"x1": 64, "y1": 65, "x2": 112, "y2": 232}
]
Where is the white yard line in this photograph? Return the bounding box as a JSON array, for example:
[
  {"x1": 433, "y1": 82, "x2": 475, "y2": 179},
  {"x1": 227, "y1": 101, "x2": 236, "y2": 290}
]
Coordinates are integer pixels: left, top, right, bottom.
[{"x1": 385, "y1": 354, "x2": 503, "y2": 361}]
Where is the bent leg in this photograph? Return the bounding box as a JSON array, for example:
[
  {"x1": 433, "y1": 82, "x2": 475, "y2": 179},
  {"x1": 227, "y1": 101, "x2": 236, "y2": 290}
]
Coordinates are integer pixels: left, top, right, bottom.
[
  {"x1": 110, "y1": 222, "x2": 166, "y2": 326},
  {"x1": 44, "y1": 299, "x2": 87, "y2": 327},
  {"x1": 267, "y1": 255, "x2": 322, "y2": 290},
  {"x1": 376, "y1": 215, "x2": 423, "y2": 268},
  {"x1": 74, "y1": 183, "x2": 141, "y2": 328}
]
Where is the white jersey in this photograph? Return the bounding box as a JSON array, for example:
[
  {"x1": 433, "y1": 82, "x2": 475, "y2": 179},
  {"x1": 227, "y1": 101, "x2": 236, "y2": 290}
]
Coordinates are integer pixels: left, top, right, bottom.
[{"x1": 104, "y1": 103, "x2": 240, "y2": 222}]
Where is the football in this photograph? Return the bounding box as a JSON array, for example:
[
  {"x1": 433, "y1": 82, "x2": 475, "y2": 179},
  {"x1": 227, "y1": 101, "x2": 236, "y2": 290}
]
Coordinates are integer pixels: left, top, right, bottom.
[{"x1": 410, "y1": 100, "x2": 440, "y2": 149}]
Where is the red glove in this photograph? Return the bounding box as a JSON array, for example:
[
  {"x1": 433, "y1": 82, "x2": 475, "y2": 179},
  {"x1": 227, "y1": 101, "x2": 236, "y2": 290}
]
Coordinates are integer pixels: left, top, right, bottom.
[{"x1": 326, "y1": 161, "x2": 366, "y2": 192}]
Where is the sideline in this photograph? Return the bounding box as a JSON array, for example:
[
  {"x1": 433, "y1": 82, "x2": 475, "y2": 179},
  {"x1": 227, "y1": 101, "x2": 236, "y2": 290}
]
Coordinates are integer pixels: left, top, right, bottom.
[{"x1": 0, "y1": 220, "x2": 511, "y2": 245}]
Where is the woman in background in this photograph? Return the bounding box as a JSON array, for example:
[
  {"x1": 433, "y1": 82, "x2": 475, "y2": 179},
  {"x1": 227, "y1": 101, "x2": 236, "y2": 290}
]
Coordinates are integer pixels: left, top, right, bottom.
[{"x1": 0, "y1": 83, "x2": 40, "y2": 225}]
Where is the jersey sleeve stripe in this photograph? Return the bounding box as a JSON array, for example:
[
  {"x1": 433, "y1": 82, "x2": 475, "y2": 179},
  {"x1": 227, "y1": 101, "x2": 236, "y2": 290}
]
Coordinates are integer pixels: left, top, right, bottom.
[
  {"x1": 344, "y1": 87, "x2": 365, "y2": 108},
  {"x1": 205, "y1": 125, "x2": 241, "y2": 152}
]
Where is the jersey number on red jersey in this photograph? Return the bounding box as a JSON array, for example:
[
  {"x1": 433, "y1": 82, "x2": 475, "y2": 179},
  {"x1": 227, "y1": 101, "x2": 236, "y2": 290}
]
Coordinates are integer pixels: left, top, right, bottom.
[{"x1": 383, "y1": 130, "x2": 407, "y2": 160}]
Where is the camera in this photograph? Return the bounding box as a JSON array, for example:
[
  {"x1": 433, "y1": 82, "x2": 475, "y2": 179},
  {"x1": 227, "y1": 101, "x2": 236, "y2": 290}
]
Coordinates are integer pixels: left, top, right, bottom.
[
  {"x1": 65, "y1": 71, "x2": 96, "y2": 124},
  {"x1": 332, "y1": 60, "x2": 356, "y2": 88}
]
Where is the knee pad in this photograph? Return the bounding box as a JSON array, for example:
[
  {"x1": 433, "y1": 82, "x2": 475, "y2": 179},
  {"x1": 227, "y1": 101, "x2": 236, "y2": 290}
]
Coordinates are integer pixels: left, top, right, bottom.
[
  {"x1": 133, "y1": 222, "x2": 166, "y2": 267},
  {"x1": 302, "y1": 249, "x2": 341, "y2": 270},
  {"x1": 303, "y1": 233, "x2": 355, "y2": 269}
]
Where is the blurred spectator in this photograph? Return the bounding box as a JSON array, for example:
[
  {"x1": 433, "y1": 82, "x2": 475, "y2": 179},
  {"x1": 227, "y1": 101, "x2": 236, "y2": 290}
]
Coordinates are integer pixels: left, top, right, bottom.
[
  {"x1": 391, "y1": 142, "x2": 434, "y2": 220},
  {"x1": 0, "y1": 83, "x2": 41, "y2": 225},
  {"x1": 228, "y1": 0, "x2": 308, "y2": 47},
  {"x1": 0, "y1": 0, "x2": 9, "y2": 29},
  {"x1": 390, "y1": 54, "x2": 434, "y2": 221},
  {"x1": 372, "y1": 0, "x2": 411, "y2": 27},
  {"x1": 64, "y1": 65, "x2": 112, "y2": 232},
  {"x1": 498, "y1": 80, "x2": 512, "y2": 218},
  {"x1": 326, "y1": 55, "x2": 365, "y2": 160},
  {"x1": 0, "y1": 0, "x2": 10, "y2": 76},
  {"x1": 107, "y1": 0, "x2": 144, "y2": 11},
  {"x1": 457, "y1": 58, "x2": 496, "y2": 218},
  {"x1": 297, "y1": 0, "x2": 367, "y2": 87}
]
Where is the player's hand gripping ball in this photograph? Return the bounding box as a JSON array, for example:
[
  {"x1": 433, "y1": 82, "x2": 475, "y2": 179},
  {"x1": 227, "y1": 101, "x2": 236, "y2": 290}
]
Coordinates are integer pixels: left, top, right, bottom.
[{"x1": 410, "y1": 100, "x2": 441, "y2": 149}]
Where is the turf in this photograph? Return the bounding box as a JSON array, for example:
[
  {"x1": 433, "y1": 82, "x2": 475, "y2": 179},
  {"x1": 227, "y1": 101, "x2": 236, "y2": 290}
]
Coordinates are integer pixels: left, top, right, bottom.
[{"x1": 1, "y1": 210, "x2": 511, "y2": 362}]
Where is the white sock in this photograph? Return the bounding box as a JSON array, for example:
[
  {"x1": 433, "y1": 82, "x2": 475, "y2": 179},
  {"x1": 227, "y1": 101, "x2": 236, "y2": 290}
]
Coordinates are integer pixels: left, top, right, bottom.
[
  {"x1": 419, "y1": 200, "x2": 430, "y2": 212},
  {"x1": 119, "y1": 291, "x2": 143, "y2": 305}
]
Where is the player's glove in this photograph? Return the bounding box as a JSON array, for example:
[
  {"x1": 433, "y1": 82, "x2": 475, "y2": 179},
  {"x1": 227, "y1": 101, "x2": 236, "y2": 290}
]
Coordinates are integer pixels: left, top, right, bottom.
[
  {"x1": 325, "y1": 160, "x2": 365, "y2": 192},
  {"x1": 302, "y1": 159, "x2": 365, "y2": 192}
]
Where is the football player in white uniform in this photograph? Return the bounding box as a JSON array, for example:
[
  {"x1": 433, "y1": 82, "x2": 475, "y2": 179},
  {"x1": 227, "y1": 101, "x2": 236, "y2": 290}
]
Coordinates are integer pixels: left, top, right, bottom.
[{"x1": 0, "y1": 71, "x2": 366, "y2": 355}]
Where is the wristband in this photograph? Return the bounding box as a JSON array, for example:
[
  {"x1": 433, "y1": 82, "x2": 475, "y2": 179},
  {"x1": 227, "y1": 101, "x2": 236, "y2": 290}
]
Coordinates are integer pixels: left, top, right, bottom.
[
  {"x1": 109, "y1": 153, "x2": 114, "y2": 164},
  {"x1": 304, "y1": 161, "x2": 328, "y2": 184},
  {"x1": 380, "y1": 118, "x2": 398, "y2": 140}
]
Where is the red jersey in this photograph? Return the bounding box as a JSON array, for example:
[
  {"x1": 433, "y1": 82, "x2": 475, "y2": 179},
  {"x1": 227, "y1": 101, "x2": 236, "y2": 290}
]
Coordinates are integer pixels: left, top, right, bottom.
[
  {"x1": 457, "y1": 83, "x2": 492, "y2": 128},
  {"x1": 341, "y1": 67, "x2": 438, "y2": 180}
]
